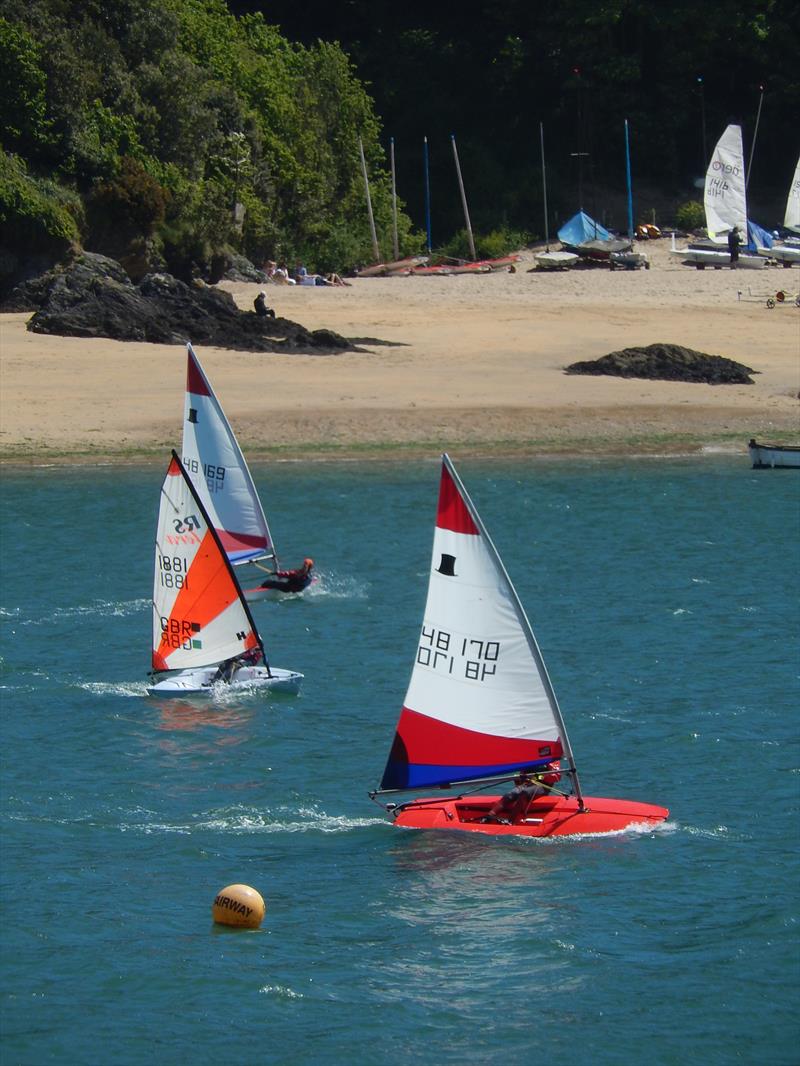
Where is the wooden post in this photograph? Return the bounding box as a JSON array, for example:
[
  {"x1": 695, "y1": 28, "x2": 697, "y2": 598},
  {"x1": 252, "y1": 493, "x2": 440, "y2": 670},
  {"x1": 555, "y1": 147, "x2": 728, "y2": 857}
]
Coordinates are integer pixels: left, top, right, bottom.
[{"x1": 358, "y1": 136, "x2": 380, "y2": 263}]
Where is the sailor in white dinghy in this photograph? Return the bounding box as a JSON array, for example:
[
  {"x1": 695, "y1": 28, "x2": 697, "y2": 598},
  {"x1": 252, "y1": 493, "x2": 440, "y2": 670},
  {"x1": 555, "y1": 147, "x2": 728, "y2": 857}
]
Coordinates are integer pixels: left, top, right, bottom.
[{"x1": 147, "y1": 451, "x2": 303, "y2": 697}]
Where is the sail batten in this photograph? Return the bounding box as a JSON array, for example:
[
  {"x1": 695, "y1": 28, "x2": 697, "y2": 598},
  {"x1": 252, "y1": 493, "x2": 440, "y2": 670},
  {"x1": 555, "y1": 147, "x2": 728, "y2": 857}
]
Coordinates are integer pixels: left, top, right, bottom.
[
  {"x1": 182, "y1": 343, "x2": 276, "y2": 567},
  {"x1": 704, "y1": 125, "x2": 747, "y2": 243},
  {"x1": 381, "y1": 455, "x2": 578, "y2": 793}
]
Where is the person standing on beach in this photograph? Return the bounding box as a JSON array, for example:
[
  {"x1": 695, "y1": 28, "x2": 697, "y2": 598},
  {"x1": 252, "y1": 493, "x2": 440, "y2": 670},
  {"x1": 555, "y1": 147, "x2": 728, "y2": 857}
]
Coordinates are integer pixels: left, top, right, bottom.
[{"x1": 727, "y1": 226, "x2": 741, "y2": 268}]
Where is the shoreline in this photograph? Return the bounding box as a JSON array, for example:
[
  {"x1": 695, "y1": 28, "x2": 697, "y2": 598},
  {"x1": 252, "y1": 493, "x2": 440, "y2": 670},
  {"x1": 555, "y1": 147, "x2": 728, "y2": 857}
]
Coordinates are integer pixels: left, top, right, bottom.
[
  {"x1": 2, "y1": 242, "x2": 798, "y2": 466},
  {"x1": 0, "y1": 432, "x2": 775, "y2": 469}
]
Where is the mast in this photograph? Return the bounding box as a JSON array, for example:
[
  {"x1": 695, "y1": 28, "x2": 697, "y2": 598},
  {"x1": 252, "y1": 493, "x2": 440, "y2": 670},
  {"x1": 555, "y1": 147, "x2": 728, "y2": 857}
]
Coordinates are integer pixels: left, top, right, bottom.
[
  {"x1": 746, "y1": 84, "x2": 765, "y2": 191},
  {"x1": 358, "y1": 136, "x2": 380, "y2": 264},
  {"x1": 441, "y1": 454, "x2": 586, "y2": 808},
  {"x1": 540, "y1": 121, "x2": 550, "y2": 249},
  {"x1": 389, "y1": 136, "x2": 399, "y2": 261},
  {"x1": 624, "y1": 119, "x2": 634, "y2": 241},
  {"x1": 423, "y1": 136, "x2": 432, "y2": 256},
  {"x1": 451, "y1": 134, "x2": 476, "y2": 261}
]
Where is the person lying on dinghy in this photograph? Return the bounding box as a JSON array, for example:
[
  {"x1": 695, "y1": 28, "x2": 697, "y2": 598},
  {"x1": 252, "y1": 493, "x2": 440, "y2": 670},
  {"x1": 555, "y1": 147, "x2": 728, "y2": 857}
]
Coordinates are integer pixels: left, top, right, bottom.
[
  {"x1": 258, "y1": 558, "x2": 315, "y2": 594},
  {"x1": 480, "y1": 764, "x2": 561, "y2": 824}
]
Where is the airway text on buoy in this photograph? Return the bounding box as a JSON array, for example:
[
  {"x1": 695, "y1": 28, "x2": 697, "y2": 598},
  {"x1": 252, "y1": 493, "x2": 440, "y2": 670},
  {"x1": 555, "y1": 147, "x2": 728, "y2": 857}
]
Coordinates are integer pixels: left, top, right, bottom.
[{"x1": 212, "y1": 884, "x2": 265, "y2": 929}]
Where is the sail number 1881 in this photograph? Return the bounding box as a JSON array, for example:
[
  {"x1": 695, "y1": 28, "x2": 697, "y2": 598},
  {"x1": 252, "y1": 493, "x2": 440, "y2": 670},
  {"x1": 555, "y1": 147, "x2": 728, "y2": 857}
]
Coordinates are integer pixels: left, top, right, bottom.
[
  {"x1": 158, "y1": 555, "x2": 188, "y2": 589},
  {"x1": 416, "y1": 625, "x2": 499, "y2": 681}
]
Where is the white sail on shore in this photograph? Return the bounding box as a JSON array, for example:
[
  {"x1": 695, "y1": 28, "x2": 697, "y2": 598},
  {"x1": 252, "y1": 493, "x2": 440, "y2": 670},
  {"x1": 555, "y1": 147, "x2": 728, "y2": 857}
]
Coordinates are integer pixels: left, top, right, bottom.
[
  {"x1": 704, "y1": 125, "x2": 747, "y2": 243},
  {"x1": 785, "y1": 156, "x2": 800, "y2": 233}
]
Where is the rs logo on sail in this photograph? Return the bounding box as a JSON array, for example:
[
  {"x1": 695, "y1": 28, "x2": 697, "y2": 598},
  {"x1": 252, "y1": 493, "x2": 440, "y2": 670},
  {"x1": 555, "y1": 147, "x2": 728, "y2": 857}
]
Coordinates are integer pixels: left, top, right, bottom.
[{"x1": 167, "y1": 514, "x2": 202, "y2": 545}]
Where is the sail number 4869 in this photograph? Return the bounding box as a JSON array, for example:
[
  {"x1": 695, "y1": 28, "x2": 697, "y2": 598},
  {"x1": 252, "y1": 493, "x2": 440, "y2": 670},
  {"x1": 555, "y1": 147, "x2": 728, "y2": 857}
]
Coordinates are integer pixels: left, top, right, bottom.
[{"x1": 416, "y1": 625, "x2": 499, "y2": 681}]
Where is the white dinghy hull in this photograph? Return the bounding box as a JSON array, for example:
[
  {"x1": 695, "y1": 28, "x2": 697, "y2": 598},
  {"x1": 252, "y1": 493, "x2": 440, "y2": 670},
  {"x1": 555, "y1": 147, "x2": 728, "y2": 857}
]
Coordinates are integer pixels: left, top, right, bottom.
[{"x1": 147, "y1": 665, "x2": 303, "y2": 697}]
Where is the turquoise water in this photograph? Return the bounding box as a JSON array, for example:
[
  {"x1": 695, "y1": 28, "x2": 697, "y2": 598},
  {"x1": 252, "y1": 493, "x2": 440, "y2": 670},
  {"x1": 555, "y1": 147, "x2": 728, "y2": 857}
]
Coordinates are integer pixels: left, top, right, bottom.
[{"x1": 1, "y1": 457, "x2": 798, "y2": 1065}]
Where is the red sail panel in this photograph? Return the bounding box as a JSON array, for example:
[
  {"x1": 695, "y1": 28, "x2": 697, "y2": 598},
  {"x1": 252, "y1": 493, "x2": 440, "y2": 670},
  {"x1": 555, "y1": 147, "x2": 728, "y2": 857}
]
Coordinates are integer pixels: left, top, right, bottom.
[
  {"x1": 381, "y1": 707, "x2": 563, "y2": 790},
  {"x1": 186, "y1": 348, "x2": 211, "y2": 396},
  {"x1": 436, "y1": 463, "x2": 478, "y2": 535}
]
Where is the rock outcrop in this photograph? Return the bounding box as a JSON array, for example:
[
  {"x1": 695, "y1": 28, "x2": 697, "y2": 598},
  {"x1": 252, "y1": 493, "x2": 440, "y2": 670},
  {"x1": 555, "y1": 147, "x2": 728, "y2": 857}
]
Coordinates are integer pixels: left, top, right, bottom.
[
  {"x1": 4, "y1": 252, "x2": 356, "y2": 354},
  {"x1": 565, "y1": 343, "x2": 756, "y2": 385}
]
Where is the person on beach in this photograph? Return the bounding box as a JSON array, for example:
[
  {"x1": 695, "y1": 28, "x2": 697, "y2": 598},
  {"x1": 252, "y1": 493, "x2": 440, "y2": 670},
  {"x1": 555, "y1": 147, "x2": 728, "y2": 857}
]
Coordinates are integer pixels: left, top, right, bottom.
[
  {"x1": 253, "y1": 290, "x2": 275, "y2": 318},
  {"x1": 258, "y1": 558, "x2": 315, "y2": 594},
  {"x1": 273, "y1": 262, "x2": 295, "y2": 284},
  {"x1": 480, "y1": 764, "x2": 561, "y2": 823},
  {"x1": 727, "y1": 226, "x2": 741, "y2": 267}
]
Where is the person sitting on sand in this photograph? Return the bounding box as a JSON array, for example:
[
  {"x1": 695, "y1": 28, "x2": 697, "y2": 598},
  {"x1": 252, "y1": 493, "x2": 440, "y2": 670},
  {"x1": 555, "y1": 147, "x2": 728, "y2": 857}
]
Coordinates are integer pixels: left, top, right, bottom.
[
  {"x1": 258, "y1": 558, "x2": 315, "y2": 594},
  {"x1": 253, "y1": 291, "x2": 275, "y2": 318}
]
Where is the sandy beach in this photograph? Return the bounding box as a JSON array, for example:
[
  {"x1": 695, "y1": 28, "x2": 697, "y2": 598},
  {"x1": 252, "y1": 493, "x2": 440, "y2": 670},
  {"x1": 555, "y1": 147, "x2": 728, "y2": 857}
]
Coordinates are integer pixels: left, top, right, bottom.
[{"x1": 1, "y1": 241, "x2": 798, "y2": 464}]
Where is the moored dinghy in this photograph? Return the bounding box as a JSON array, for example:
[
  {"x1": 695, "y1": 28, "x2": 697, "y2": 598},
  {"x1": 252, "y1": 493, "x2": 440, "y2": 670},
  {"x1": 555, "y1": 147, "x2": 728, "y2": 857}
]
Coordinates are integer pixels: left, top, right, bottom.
[
  {"x1": 369, "y1": 455, "x2": 668, "y2": 836},
  {"x1": 748, "y1": 439, "x2": 800, "y2": 469},
  {"x1": 147, "y1": 451, "x2": 303, "y2": 697}
]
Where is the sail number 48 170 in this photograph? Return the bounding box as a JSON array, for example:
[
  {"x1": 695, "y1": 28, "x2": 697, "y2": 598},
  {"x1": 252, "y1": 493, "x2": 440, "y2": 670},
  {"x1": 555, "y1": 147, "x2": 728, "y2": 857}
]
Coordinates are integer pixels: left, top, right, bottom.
[{"x1": 416, "y1": 625, "x2": 499, "y2": 681}]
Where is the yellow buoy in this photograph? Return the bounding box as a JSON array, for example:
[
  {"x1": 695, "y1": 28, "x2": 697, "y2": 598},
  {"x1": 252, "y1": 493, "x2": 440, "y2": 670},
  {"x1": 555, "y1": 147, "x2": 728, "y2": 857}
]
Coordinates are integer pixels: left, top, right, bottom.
[{"x1": 212, "y1": 883, "x2": 266, "y2": 929}]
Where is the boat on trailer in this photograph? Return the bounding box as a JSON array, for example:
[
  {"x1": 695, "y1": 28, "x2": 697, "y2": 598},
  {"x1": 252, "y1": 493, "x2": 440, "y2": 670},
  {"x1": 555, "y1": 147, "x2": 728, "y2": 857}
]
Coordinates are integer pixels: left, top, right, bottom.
[
  {"x1": 147, "y1": 451, "x2": 303, "y2": 697},
  {"x1": 370, "y1": 455, "x2": 668, "y2": 837},
  {"x1": 748, "y1": 439, "x2": 800, "y2": 469}
]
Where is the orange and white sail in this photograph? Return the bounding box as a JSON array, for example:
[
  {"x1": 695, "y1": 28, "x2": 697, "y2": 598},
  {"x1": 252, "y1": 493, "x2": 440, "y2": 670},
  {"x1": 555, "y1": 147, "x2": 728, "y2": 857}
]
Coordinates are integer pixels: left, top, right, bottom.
[
  {"x1": 152, "y1": 452, "x2": 263, "y2": 672},
  {"x1": 182, "y1": 343, "x2": 275, "y2": 567}
]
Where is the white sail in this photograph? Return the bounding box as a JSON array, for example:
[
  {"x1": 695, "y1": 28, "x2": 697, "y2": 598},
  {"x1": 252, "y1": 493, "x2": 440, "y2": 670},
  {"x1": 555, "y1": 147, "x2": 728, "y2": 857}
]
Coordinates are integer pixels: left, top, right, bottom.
[
  {"x1": 182, "y1": 343, "x2": 275, "y2": 567},
  {"x1": 704, "y1": 125, "x2": 747, "y2": 243},
  {"x1": 152, "y1": 453, "x2": 263, "y2": 672},
  {"x1": 785, "y1": 156, "x2": 800, "y2": 233},
  {"x1": 381, "y1": 455, "x2": 572, "y2": 791}
]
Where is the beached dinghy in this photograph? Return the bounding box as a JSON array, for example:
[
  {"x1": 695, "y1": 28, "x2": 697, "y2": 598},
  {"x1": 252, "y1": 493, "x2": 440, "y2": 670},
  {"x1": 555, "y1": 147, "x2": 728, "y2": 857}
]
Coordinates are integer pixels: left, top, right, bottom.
[
  {"x1": 671, "y1": 126, "x2": 767, "y2": 270},
  {"x1": 370, "y1": 455, "x2": 668, "y2": 837},
  {"x1": 182, "y1": 343, "x2": 313, "y2": 601},
  {"x1": 759, "y1": 156, "x2": 800, "y2": 266},
  {"x1": 147, "y1": 452, "x2": 303, "y2": 697}
]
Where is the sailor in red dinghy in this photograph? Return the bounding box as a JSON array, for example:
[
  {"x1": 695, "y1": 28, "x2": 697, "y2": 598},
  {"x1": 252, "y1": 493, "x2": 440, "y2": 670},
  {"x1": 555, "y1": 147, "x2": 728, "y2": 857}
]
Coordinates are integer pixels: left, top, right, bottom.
[{"x1": 369, "y1": 454, "x2": 668, "y2": 838}]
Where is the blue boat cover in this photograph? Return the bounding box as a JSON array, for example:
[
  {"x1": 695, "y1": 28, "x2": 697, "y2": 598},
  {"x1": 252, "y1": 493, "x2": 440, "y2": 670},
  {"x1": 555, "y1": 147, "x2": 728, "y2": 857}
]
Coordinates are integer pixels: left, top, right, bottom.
[
  {"x1": 557, "y1": 211, "x2": 611, "y2": 246},
  {"x1": 746, "y1": 220, "x2": 773, "y2": 251}
]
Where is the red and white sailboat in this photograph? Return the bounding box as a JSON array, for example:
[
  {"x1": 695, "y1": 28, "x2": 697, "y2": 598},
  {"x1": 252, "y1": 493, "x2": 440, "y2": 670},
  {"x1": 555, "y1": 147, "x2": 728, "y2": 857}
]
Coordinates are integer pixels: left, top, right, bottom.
[
  {"x1": 370, "y1": 455, "x2": 668, "y2": 836},
  {"x1": 182, "y1": 344, "x2": 313, "y2": 601},
  {"x1": 147, "y1": 451, "x2": 303, "y2": 697},
  {"x1": 183, "y1": 343, "x2": 275, "y2": 569}
]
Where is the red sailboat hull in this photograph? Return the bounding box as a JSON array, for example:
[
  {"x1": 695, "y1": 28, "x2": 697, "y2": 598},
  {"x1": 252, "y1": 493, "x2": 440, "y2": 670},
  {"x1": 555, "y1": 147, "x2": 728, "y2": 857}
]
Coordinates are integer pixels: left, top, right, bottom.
[{"x1": 391, "y1": 794, "x2": 668, "y2": 837}]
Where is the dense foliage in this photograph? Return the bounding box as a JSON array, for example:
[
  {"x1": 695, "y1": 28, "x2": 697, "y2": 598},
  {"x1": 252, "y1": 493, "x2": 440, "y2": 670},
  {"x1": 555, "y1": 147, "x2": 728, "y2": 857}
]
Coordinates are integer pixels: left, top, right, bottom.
[
  {"x1": 263, "y1": 0, "x2": 800, "y2": 239},
  {"x1": 0, "y1": 0, "x2": 419, "y2": 282},
  {"x1": 1, "y1": 0, "x2": 797, "y2": 285}
]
